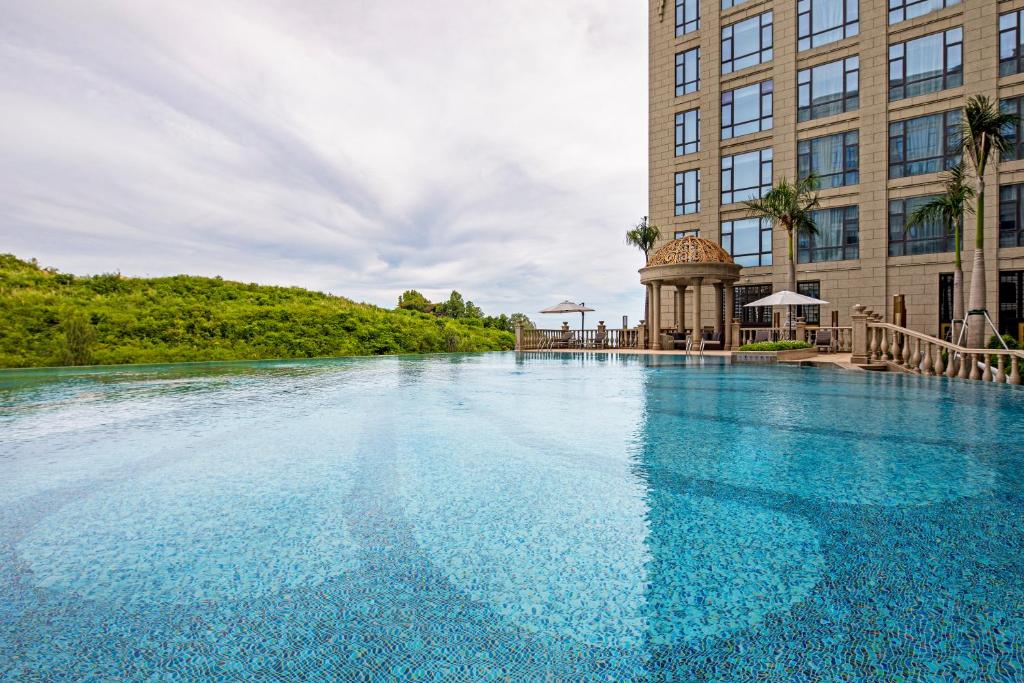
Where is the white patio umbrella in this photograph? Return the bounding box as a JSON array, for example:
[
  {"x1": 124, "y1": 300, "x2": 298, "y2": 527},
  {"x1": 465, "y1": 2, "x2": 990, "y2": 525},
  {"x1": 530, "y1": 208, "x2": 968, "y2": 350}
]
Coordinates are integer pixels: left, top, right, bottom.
[
  {"x1": 743, "y1": 290, "x2": 829, "y2": 339},
  {"x1": 540, "y1": 300, "x2": 595, "y2": 330}
]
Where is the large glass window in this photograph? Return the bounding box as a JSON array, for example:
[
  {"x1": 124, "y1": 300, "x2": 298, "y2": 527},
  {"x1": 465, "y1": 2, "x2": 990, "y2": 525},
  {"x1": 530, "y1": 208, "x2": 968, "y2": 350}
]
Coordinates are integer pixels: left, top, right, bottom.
[
  {"x1": 888, "y1": 195, "x2": 951, "y2": 256},
  {"x1": 722, "y1": 81, "x2": 773, "y2": 139},
  {"x1": 675, "y1": 170, "x2": 700, "y2": 215},
  {"x1": 1000, "y1": 97, "x2": 1024, "y2": 162},
  {"x1": 733, "y1": 284, "x2": 773, "y2": 326},
  {"x1": 722, "y1": 148, "x2": 773, "y2": 204},
  {"x1": 675, "y1": 109, "x2": 700, "y2": 156},
  {"x1": 676, "y1": 48, "x2": 700, "y2": 96},
  {"x1": 797, "y1": 281, "x2": 821, "y2": 325},
  {"x1": 888, "y1": 28, "x2": 962, "y2": 100},
  {"x1": 722, "y1": 218, "x2": 772, "y2": 267},
  {"x1": 676, "y1": 0, "x2": 700, "y2": 36},
  {"x1": 722, "y1": 12, "x2": 773, "y2": 74},
  {"x1": 889, "y1": 0, "x2": 959, "y2": 25},
  {"x1": 999, "y1": 184, "x2": 1024, "y2": 248},
  {"x1": 798, "y1": 56, "x2": 859, "y2": 122},
  {"x1": 798, "y1": 206, "x2": 859, "y2": 263},
  {"x1": 798, "y1": 131, "x2": 859, "y2": 188},
  {"x1": 888, "y1": 110, "x2": 961, "y2": 178},
  {"x1": 999, "y1": 271, "x2": 1024, "y2": 339},
  {"x1": 674, "y1": 229, "x2": 700, "y2": 239},
  {"x1": 798, "y1": 0, "x2": 859, "y2": 52},
  {"x1": 721, "y1": 0, "x2": 751, "y2": 8},
  {"x1": 1000, "y1": 10, "x2": 1024, "y2": 77}
]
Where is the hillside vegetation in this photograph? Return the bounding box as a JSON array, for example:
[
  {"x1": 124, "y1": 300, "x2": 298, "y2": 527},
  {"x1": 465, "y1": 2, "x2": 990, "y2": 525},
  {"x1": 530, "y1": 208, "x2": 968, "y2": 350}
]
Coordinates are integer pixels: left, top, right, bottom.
[{"x1": 0, "y1": 254, "x2": 515, "y2": 368}]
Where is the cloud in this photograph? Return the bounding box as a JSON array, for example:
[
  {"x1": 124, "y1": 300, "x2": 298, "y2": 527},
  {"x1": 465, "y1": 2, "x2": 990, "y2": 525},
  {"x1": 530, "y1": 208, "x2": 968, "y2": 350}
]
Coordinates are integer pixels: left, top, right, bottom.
[{"x1": 0, "y1": 0, "x2": 648, "y2": 321}]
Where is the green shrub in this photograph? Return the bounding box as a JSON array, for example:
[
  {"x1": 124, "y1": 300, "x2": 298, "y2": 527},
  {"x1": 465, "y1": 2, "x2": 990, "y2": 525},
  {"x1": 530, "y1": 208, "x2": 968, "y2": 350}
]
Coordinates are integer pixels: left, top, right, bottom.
[
  {"x1": 737, "y1": 340, "x2": 813, "y2": 352},
  {"x1": 987, "y1": 334, "x2": 1020, "y2": 351}
]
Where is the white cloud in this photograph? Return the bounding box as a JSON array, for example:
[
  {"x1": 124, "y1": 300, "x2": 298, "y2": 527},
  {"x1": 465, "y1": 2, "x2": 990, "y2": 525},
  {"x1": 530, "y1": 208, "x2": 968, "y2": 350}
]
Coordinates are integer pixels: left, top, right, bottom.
[{"x1": 0, "y1": 0, "x2": 648, "y2": 321}]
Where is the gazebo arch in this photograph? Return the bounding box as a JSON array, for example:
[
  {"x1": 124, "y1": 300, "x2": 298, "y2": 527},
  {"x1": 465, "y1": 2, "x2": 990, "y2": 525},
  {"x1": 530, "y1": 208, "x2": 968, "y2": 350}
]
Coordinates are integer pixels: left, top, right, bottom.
[{"x1": 639, "y1": 236, "x2": 743, "y2": 350}]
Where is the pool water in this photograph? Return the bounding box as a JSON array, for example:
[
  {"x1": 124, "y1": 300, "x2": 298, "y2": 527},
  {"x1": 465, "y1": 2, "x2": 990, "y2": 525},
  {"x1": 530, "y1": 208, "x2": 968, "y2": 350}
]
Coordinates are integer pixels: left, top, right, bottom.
[{"x1": 1, "y1": 353, "x2": 1023, "y2": 681}]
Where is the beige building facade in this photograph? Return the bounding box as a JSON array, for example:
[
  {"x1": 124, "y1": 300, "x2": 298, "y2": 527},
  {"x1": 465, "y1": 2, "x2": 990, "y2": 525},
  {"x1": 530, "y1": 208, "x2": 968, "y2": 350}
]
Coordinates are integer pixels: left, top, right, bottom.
[{"x1": 649, "y1": 0, "x2": 1024, "y2": 343}]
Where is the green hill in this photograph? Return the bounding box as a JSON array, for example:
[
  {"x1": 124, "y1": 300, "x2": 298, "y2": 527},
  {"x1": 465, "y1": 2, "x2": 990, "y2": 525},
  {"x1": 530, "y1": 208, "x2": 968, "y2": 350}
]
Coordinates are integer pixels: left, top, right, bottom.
[{"x1": 0, "y1": 254, "x2": 514, "y2": 368}]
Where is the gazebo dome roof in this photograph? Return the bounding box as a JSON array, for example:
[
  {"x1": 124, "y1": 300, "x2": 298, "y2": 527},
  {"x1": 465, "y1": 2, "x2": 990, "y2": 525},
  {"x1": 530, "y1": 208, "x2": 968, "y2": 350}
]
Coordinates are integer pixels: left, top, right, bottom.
[{"x1": 648, "y1": 236, "x2": 733, "y2": 266}]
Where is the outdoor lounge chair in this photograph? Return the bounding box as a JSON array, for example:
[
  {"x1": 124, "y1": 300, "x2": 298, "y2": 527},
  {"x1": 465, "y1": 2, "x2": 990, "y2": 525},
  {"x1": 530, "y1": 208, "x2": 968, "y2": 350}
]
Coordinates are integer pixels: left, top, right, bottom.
[
  {"x1": 671, "y1": 332, "x2": 689, "y2": 350},
  {"x1": 700, "y1": 330, "x2": 723, "y2": 351},
  {"x1": 753, "y1": 329, "x2": 771, "y2": 343},
  {"x1": 814, "y1": 328, "x2": 832, "y2": 353},
  {"x1": 591, "y1": 331, "x2": 607, "y2": 348},
  {"x1": 551, "y1": 329, "x2": 576, "y2": 348}
]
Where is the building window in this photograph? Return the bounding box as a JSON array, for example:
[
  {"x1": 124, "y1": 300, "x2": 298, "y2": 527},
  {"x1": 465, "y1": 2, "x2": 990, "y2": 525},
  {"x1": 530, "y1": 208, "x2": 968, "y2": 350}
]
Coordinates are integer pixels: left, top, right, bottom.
[
  {"x1": 939, "y1": 273, "x2": 954, "y2": 337},
  {"x1": 1000, "y1": 271, "x2": 1024, "y2": 339},
  {"x1": 798, "y1": 206, "x2": 859, "y2": 263},
  {"x1": 675, "y1": 109, "x2": 700, "y2": 156},
  {"x1": 798, "y1": 0, "x2": 858, "y2": 52},
  {"x1": 1000, "y1": 10, "x2": 1024, "y2": 77},
  {"x1": 722, "y1": 148, "x2": 773, "y2": 204},
  {"x1": 676, "y1": 0, "x2": 699, "y2": 36},
  {"x1": 999, "y1": 184, "x2": 1024, "y2": 248},
  {"x1": 797, "y1": 281, "x2": 821, "y2": 325},
  {"x1": 888, "y1": 28, "x2": 962, "y2": 101},
  {"x1": 798, "y1": 131, "x2": 859, "y2": 188},
  {"x1": 734, "y1": 284, "x2": 773, "y2": 326},
  {"x1": 1000, "y1": 97, "x2": 1024, "y2": 162},
  {"x1": 722, "y1": 12, "x2": 773, "y2": 74},
  {"x1": 675, "y1": 48, "x2": 700, "y2": 96},
  {"x1": 888, "y1": 110, "x2": 961, "y2": 179},
  {"x1": 674, "y1": 229, "x2": 700, "y2": 239},
  {"x1": 721, "y1": 0, "x2": 751, "y2": 8},
  {"x1": 722, "y1": 218, "x2": 772, "y2": 267},
  {"x1": 889, "y1": 0, "x2": 959, "y2": 25},
  {"x1": 675, "y1": 170, "x2": 700, "y2": 215},
  {"x1": 722, "y1": 81, "x2": 773, "y2": 139},
  {"x1": 798, "y1": 57, "x2": 859, "y2": 122},
  {"x1": 888, "y1": 195, "x2": 952, "y2": 256}
]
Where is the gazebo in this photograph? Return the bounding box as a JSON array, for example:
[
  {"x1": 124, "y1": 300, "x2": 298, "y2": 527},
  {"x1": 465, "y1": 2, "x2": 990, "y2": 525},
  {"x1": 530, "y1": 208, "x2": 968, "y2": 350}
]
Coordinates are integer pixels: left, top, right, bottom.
[{"x1": 638, "y1": 236, "x2": 743, "y2": 350}]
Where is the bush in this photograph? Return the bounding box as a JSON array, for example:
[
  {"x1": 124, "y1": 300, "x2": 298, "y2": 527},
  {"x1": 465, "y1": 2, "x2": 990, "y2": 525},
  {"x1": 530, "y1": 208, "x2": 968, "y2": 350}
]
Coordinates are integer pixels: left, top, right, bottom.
[
  {"x1": 987, "y1": 334, "x2": 1020, "y2": 351},
  {"x1": 737, "y1": 340, "x2": 813, "y2": 352}
]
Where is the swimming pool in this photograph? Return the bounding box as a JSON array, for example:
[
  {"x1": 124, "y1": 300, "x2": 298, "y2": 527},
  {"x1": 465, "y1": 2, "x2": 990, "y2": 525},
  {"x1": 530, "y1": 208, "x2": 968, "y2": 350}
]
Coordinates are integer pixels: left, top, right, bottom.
[{"x1": 1, "y1": 353, "x2": 1022, "y2": 680}]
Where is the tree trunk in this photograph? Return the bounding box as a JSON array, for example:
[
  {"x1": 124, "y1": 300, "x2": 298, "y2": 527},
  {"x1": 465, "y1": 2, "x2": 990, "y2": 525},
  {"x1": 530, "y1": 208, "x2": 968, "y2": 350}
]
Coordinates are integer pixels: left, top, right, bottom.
[
  {"x1": 967, "y1": 178, "x2": 986, "y2": 348},
  {"x1": 786, "y1": 227, "x2": 796, "y2": 292}
]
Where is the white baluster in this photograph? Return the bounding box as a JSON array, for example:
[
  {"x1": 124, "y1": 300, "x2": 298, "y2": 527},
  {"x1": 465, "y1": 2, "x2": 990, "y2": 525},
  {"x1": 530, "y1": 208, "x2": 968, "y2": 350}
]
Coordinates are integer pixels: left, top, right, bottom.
[
  {"x1": 996, "y1": 356, "x2": 1007, "y2": 383},
  {"x1": 970, "y1": 354, "x2": 982, "y2": 381},
  {"x1": 922, "y1": 342, "x2": 933, "y2": 375},
  {"x1": 934, "y1": 344, "x2": 945, "y2": 376},
  {"x1": 1010, "y1": 357, "x2": 1022, "y2": 386}
]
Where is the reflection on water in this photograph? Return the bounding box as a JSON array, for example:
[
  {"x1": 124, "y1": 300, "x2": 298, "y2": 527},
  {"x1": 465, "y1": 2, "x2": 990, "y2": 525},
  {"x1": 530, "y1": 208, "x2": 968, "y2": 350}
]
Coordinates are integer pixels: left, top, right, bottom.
[{"x1": 1, "y1": 353, "x2": 1023, "y2": 680}]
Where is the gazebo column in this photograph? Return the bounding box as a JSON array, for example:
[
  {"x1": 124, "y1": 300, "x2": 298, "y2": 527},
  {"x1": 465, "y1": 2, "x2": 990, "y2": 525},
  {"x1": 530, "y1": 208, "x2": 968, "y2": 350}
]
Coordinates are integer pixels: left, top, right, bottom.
[
  {"x1": 651, "y1": 282, "x2": 663, "y2": 350},
  {"x1": 713, "y1": 283, "x2": 724, "y2": 335},
  {"x1": 691, "y1": 277, "x2": 703, "y2": 342},
  {"x1": 675, "y1": 285, "x2": 686, "y2": 332},
  {"x1": 725, "y1": 283, "x2": 735, "y2": 350}
]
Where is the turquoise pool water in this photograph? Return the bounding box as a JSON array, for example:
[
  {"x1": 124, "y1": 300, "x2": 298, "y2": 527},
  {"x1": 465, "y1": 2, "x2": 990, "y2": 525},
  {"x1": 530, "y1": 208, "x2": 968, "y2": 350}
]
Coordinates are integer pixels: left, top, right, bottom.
[{"x1": 1, "y1": 352, "x2": 1023, "y2": 681}]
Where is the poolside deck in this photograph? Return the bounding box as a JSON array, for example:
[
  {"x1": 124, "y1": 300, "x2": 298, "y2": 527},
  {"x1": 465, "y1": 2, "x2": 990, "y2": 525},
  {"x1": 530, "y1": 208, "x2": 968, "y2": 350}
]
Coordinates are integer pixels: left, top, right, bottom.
[{"x1": 528, "y1": 347, "x2": 859, "y2": 371}]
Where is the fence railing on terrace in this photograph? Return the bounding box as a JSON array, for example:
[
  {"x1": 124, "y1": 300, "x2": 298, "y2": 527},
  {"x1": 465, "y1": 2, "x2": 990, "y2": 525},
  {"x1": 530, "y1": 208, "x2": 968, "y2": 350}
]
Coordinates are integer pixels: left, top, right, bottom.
[
  {"x1": 737, "y1": 326, "x2": 853, "y2": 352},
  {"x1": 518, "y1": 328, "x2": 641, "y2": 351}
]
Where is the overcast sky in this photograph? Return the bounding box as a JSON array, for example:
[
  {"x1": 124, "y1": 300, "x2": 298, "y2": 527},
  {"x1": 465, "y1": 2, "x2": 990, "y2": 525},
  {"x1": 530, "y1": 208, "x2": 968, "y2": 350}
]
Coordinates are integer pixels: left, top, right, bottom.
[{"x1": 0, "y1": 1, "x2": 648, "y2": 321}]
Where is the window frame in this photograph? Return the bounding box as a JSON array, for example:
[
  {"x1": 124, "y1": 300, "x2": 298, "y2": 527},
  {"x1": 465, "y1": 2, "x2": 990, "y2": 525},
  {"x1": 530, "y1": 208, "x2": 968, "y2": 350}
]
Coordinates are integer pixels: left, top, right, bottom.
[
  {"x1": 674, "y1": 229, "x2": 700, "y2": 239},
  {"x1": 675, "y1": 48, "x2": 701, "y2": 96},
  {"x1": 888, "y1": 27, "x2": 963, "y2": 101},
  {"x1": 888, "y1": 110, "x2": 961, "y2": 179},
  {"x1": 999, "y1": 183, "x2": 1024, "y2": 248},
  {"x1": 733, "y1": 284, "x2": 773, "y2": 326},
  {"x1": 675, "y1": 109, "x2": 700, "y2": 156},
  {"x1": 676, "y1": 0, "x2": 700, "y2": 36},
  {"x1": 1000, "y1": 96, "x2": 1024, "y2": 162},
  {"x1": 798, "y1": 206, "x2": 860, "y2": 263},
  {"x1": 798, "y1": 0, "x2": 859, "y2": 52},
  {"x1": 796, "y1": 281, "x2": 821, "y2": 325},
  {"x1": 888, "y1": 0, "x2": 959, "y2": 25},
  {"x1": 674, "y1": 169, "x2": 701, "y2": 216},
  {"x1": 721, "y1": 12, "x2": 773, "y2": 74},
  {"x1": 722, "y1": 80, "x2": 773, "y2": 139},
  {"x1": 797, "y1": 130, "x2": 859, "y2": 188},
  {"x1": 1000, "y1": 10, "x2": 1024, "y2": 77},
  {"x1": 721, "y1": 218, "x2": 773, "y2": 268},
  {"x1": 721, "y1": 148, "x2": 773, "y2": 205},
  {"x1": 797, "y1": 56, "x2": 859, "y2": 122},
  {"x1": 888, "y1": 195, "x2": 953, "y2": 256}
]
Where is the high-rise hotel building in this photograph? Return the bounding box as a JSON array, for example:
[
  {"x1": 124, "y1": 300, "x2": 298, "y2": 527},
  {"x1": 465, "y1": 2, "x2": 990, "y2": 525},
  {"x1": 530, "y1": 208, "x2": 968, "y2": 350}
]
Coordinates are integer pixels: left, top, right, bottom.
[{"x1": 649, "y1": 0, "x2": 1024, "y2": 340}]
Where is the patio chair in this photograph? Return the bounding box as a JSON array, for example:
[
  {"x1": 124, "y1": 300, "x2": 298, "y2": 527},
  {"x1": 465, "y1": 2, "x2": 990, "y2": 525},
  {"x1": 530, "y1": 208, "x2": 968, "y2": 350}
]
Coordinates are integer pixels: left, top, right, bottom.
[
  {"x1": 753, "y1": 329, "x2": 771, "y2": 343},
  {"x1": 700, "y1": 330, "x2": 723, "y2": 351},
  {"x1": 814, "y1": 328, "x2": 832, "y2": 353},
  {"x1": 591, "y1": 330, "x2": 607, "y2": 348},
  {"x1": 551, "y1": 329, "x2": 575, "y2": 348},
  {"x1": 671, "y1": 331, "x2": 689, "y2": 350}
]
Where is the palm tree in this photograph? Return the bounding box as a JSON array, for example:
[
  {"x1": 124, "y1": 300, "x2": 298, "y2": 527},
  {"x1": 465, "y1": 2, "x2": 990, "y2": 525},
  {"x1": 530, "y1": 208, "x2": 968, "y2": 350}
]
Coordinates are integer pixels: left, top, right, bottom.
[
  {"x1": 905, "y1": 162, "x2": 974, "y2": 342},
  {"x1": 743, "y1": 174, "x2": 821, "y2": 293},
  {"x1": 626, "y1": 216, "x2": 661, "y2": 324},
  {"x1": 958, "y1": 95, "x2": 1016, "y2": 347}
]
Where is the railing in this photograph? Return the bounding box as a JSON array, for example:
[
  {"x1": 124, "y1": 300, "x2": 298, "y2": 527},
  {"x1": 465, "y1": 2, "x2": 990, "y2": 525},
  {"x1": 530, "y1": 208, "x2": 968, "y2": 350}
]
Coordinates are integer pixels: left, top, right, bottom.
[
  {"x1": 864, "y1": 319, "x2": 1022, "y2": 385},
  {"x1": 738, "y1": 326, "x2": 853, "y2": 352},
  {"x1": 518, "y1": 328, "x2": 640, "y2": 351}
]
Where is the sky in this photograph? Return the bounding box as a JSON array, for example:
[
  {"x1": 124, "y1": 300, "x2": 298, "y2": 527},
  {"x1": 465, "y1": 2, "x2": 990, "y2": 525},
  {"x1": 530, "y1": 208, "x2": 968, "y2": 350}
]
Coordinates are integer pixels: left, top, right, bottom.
[{"x1": 0, "y1": 0, "x2": 648, "y2": 322}]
